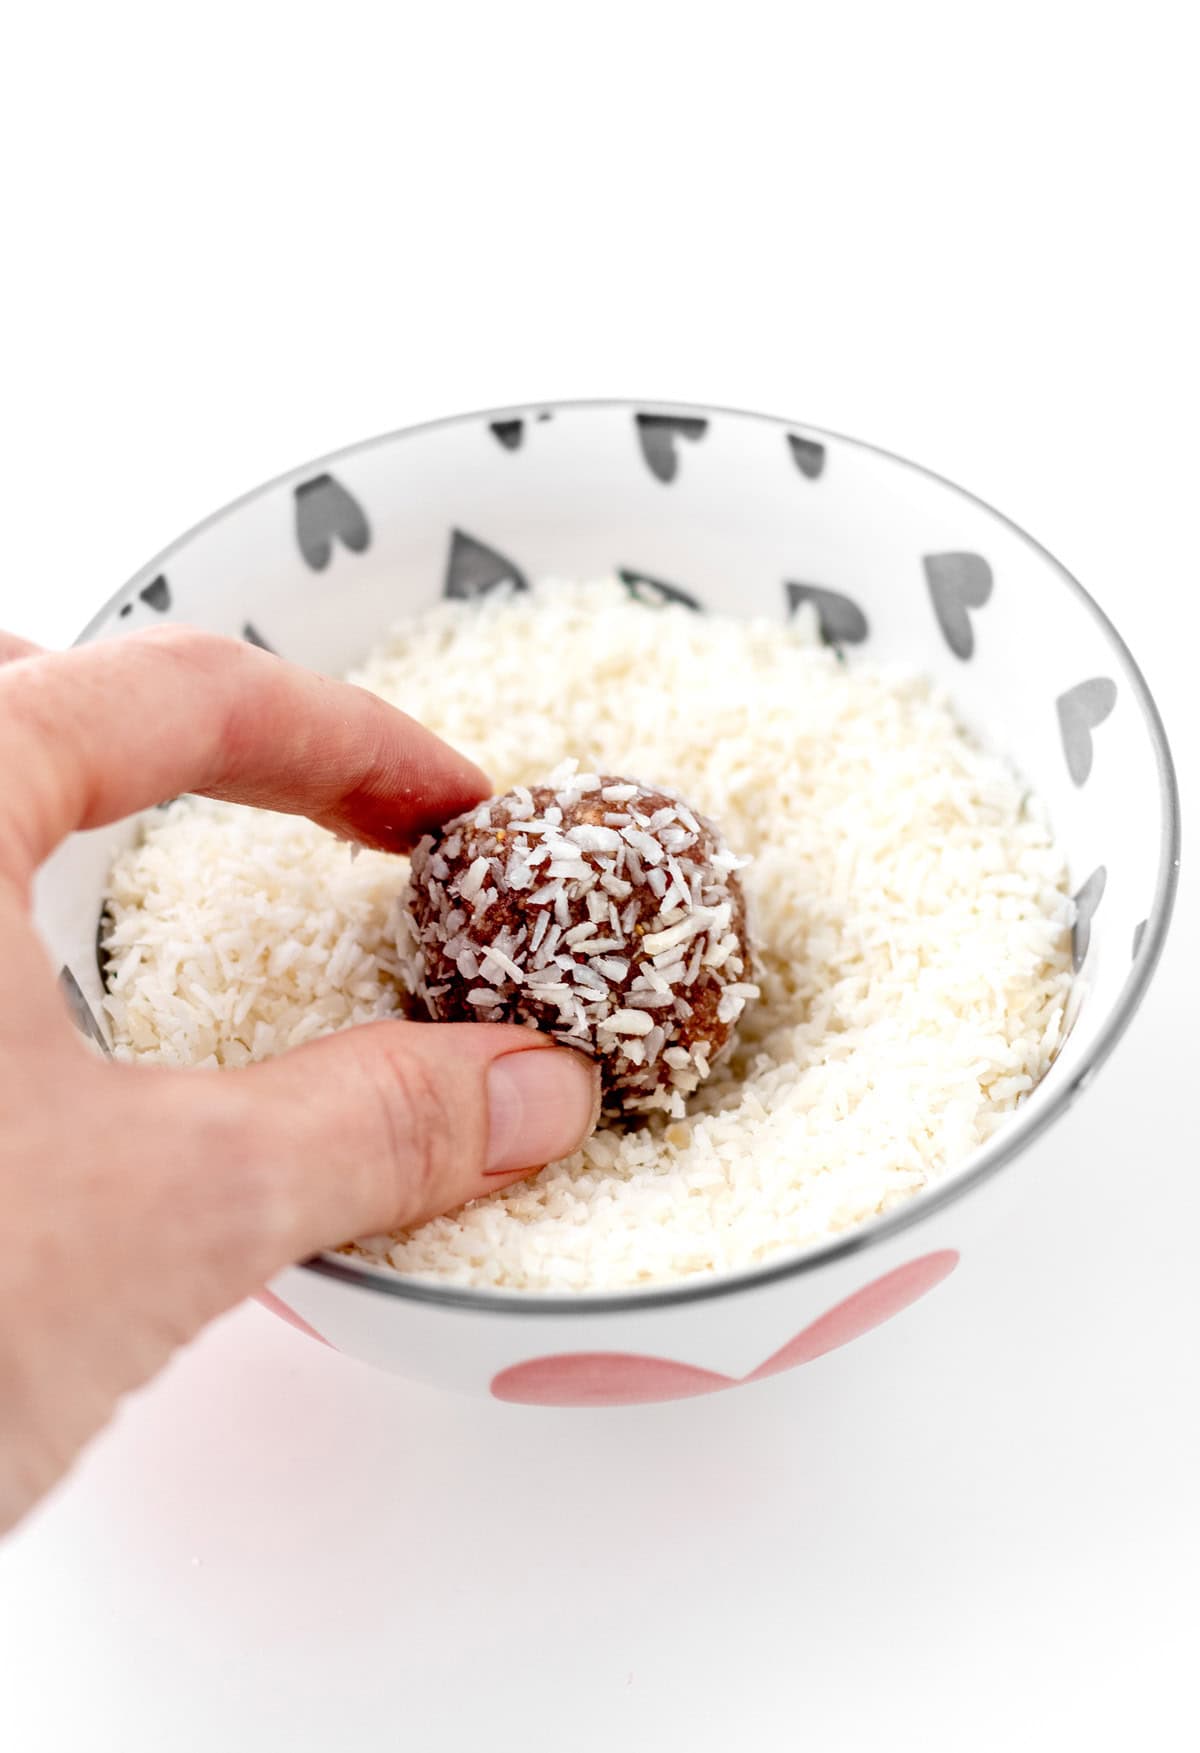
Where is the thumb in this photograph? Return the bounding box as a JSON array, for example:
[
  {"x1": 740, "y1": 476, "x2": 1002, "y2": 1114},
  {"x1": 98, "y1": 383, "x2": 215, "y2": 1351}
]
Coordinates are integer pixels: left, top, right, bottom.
[{"x1": 213, "y1": 1022, "x2": 601, "y2": 1272}]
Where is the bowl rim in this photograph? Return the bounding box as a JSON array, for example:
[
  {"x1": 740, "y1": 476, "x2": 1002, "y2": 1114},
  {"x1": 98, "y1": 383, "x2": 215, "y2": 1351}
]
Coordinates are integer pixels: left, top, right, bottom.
[{"x1": 79, "y1": 396, "x2": 1182, "y2": 1317}]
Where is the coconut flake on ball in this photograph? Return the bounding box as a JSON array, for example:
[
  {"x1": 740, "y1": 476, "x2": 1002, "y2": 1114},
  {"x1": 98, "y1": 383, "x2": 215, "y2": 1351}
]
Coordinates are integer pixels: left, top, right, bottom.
[{"x1": 399, "y1": 763, "x2": 757, "y2": 1120}]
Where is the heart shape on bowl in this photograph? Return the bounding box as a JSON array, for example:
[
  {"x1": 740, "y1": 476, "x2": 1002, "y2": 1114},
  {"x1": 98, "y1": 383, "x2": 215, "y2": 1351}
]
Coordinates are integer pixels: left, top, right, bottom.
[
  {"x1": 1056, "y1": 676, "x2": 1117, "y2": 786},
  {"x1": 490, "y1": 419, "x2": 525, "y2": 451},
  {"x1": 1071, "y1": 864, "x2": 1107, "y2": 971},
  {"x1": 445, "y1": 528, "x2": 530, "y2": 599},
  {"x1": 634, "y1": 412, "x2": 709, "y2": 483},
  {"x1": 784, "y1": 581, "x2": 869, "y2": 647},
  {"x1": 255, "y1": 1286, "x2": 334, "y2": 1348},
  {"x1": 618, "y1": 567, "x2": 702, "y2": 611},
  {"x1": 923, "y1": 552, "x2": 993, "y2": 659},
  {"x1": 490, "y1": 1249, "x2": 958, "y2": 1405},
  {"x1": 786, "y1": 433, "x2": 827, "y2": 479},
  {"x1": 293, "y1": 473, "x2": 371, "y2": 571}
]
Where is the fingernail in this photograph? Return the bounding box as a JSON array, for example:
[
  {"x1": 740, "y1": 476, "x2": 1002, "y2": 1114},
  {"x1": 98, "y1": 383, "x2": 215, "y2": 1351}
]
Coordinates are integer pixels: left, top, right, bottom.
[{"x1": 485, "y1": 1049, "x2": 600, "y2": 1175}]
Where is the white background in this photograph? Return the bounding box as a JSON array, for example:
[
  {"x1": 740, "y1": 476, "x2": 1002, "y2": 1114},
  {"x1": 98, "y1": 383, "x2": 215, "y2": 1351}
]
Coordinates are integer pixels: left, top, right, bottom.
[{"x1": 1, "y1": 4, "x2": 1197, "y2": 1749}]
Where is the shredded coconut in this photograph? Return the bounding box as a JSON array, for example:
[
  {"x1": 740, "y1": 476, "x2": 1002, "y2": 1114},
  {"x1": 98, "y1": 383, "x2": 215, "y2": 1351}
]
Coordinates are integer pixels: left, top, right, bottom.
[{"x1": 101, "y1": 578, "x2": 1073, "y2": 1292}]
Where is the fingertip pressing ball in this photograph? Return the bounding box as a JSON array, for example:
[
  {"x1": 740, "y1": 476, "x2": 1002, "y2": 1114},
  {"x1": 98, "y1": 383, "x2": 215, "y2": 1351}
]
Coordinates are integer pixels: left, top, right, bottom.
[{"x1": 399, "y1": 761, "x2": 758, "y2": 1119}]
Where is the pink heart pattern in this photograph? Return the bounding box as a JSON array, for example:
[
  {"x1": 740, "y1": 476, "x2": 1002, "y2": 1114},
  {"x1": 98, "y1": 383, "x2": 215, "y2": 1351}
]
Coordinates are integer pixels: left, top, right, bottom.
[
  {"x1": 255, "y1": 1286, "x2": 335, "y2": 1348},
  {"x1": 490, "y1": 1250, "x2": 959, "y2": 1405}
]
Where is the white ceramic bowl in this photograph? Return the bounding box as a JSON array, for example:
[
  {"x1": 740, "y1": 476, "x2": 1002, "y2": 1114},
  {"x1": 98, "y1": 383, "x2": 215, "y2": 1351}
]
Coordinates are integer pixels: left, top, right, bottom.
[{"x1": 36, "y1": 401, "x2": 1180, "y2": 1406}]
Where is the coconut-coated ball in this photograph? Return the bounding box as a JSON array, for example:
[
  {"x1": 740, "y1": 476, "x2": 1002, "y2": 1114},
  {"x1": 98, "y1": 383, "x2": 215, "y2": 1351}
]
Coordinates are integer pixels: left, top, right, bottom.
[{"x1": 399, "y1": 761, "x2": 757, "y2": 1120}]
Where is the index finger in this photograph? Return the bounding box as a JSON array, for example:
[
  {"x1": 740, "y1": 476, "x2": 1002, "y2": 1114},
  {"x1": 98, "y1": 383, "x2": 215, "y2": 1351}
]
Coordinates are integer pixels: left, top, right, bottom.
[
  {"x1": 0, "y1": 626, "x2": 490, "y2": 885},
  {"x1": 0, "y1": 632, "x2": 41, "y2": 665}
]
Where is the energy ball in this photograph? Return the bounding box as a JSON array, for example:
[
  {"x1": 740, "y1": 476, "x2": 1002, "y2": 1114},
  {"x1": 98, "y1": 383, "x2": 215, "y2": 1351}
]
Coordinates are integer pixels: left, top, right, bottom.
[{"x1": 399, "y1": 761, "x2": 758, "y2": 1119}]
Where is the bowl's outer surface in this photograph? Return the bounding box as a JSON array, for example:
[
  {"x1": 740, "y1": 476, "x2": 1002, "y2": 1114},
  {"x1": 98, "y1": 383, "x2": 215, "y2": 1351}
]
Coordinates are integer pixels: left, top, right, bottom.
[{"x1": 36, "y1": 401, "x2": 1179, "y2": 1404}]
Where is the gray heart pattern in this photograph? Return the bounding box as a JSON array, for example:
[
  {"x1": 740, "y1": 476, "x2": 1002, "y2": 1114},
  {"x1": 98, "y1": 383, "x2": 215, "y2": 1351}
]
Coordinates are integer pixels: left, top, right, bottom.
[
  {"x1": 787, "y1": 435, "x2": 826, "y2": 479},
  {"x1": 785, "y1": 582, "x2": 868, "y2": 646},
  {"x1": 95, "y1": 907, "x2": 111, "y2": 990},
  {"x1": 924, "y1": 553, "x2": 993, "y2": 660},
  {"x1": 1072, "y1": 866, "x2": 1106, "y2": 972},
  {"x1": 635, "y1": 413, "x2": 708, "y2": 484},
  {"x1": 120, "y1": 575, "x2": 171, "y2": 618},
  {"x1": 617, "y1": 569, "x2": 701, "y2": 611},
  {"x1": 445, "y1": 529, "x2": 529, "y2": 599},
  {"x1": 242, "y1": 622, "x2": 277, "y2": 653},
  {"x1": 294, "y1": 474, "x2": 371, "y2": 571},
  {"x1": 95, "y1": 416, "x2": 1140, "y2": 1003},
  {"x1": 59, "y1": 966, "x2": 110, "y2": 1055},
  {"x1": 1056, "y1": 677, "x2": 1117, "y2": 786}
]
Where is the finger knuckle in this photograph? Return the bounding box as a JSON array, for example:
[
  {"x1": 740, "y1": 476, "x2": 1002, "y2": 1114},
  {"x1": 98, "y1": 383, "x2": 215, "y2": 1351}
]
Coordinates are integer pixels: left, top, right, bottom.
[
  {"x1": 0, "y1": 656, "x2": 51, "y2": 736},
  {"x1": 367, "y1": 1040, "x2": 460, "y2": 1220},
  {"x1": 133, "y1": 624, "x2": 223, "y2": 671},
  {"x1": 0, "y1": 663, "x2": 67, "y2": 877},
  {"x1": 165, "y1": 1079, "x2": 299, "y2": 1280}
]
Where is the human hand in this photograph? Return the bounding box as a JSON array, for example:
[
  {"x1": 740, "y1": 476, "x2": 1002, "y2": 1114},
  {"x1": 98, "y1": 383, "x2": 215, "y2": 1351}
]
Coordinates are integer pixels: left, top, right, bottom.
[{"x1": 0, "y1": 627, "x2": 599, "y2": 1533}]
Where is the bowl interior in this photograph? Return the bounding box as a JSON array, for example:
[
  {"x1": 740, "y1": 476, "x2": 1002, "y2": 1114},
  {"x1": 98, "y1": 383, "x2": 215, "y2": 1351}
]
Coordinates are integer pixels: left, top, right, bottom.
[{"x1": 34, "y1": 402, "x2": 1177, "y2": 1249}]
